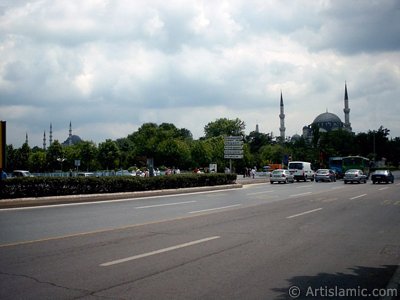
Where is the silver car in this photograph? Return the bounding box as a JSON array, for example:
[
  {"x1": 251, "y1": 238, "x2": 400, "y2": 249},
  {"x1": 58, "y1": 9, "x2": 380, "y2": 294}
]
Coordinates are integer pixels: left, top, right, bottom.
[
  {"x1": 315, "y1": 169, "x2": 336, "y2": 182},
  {"x1": 270, "y1": 169, "x2": 295, "y2": 184},
  {"x1": 343, "y1": 169, "x2": 367, "y2": 184}
]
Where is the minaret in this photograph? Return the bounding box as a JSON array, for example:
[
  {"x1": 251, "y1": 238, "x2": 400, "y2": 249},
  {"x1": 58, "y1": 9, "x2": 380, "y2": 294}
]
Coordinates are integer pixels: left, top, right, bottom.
[
  {"x1": 43, "y1": 131, "x2": 46, "y2": 150},
  {"x1": 49, "y1": 123, "x2": 53, "y2": 145},
  {"x1": 255, "y1": 124, "x2": 259, "y2": 133},
  {"x1": 343, "y1": 82, "x2": 352, "y2": 132},
  {"x1": 68, "y1": 121, "x2": 72, "y2": 146},
  {"x1": 25, "y1": 132, "x2": 28, "y2": 145},
  {"x1": 279, "y1": 92, "x2": 286, "y2": 142}
]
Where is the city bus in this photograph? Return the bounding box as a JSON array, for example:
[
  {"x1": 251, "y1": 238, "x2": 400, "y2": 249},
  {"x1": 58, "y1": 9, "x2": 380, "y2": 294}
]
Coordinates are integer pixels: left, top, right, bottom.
[
  {"x1": 328, "y1": 157, "x2": 343, "y2": 178},
  {"x1": 342, "y1": 156, "x2": 370, "y2": 177}
]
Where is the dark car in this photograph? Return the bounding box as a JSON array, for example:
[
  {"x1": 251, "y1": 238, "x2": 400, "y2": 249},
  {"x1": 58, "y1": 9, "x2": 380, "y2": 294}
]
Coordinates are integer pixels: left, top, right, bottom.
[
  {"x1": 343, "y1": 169, "x2": 367, "y2": 184},
  {"x1": 371, "y1": 170, "x2": 394, "y2": 184},
  {"x1": 315, "y1": 169, "x2": 336, "y2": 182}
]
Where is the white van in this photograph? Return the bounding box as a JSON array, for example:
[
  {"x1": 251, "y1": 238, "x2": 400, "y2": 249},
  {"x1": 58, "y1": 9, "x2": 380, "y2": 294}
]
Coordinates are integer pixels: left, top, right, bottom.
[{"x1": 288, "y1": 161, "x2": 314, "y2": 182}]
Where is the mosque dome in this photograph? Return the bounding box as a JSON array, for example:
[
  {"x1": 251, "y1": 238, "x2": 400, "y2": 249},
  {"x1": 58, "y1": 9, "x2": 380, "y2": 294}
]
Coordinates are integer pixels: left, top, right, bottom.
[
  {"x1": 313, "y1": 112, "x2": 342, "y2": 124},
  {"x1": 291, "y1": 134, "x2": 301, "y2": 142},
  {"x1": 312, "y1": 112, "x2": 344, "y2": 132}
]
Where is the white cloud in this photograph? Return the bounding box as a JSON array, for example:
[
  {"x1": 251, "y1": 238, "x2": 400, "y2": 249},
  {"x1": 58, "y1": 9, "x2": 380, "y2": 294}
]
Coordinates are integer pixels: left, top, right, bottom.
[{"x1": 0, "y1": 0, "x2": 399, "y2": 148}]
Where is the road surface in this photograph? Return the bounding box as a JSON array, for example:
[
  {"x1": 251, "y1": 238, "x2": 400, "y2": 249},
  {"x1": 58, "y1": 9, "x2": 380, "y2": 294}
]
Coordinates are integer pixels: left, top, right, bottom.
[{"x1": 1, "y1": 180, "x2": 399, "y2": 299}]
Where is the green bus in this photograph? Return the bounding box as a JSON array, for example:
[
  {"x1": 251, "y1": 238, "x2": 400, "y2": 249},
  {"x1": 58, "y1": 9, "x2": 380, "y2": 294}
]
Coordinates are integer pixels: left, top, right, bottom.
[{"x1": 342, "y1": 156, "x2": 370, "y2": 177}]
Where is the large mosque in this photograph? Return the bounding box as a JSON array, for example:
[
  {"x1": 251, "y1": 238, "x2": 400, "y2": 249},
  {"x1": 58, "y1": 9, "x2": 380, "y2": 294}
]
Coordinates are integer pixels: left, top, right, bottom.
[{"x1": 279, "y1": 83, "x2": 352, "y2": 142}]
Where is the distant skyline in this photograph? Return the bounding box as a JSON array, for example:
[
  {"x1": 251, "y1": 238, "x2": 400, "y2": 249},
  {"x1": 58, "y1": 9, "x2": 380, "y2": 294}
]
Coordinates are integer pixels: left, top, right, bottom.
[{"x1": 1, "y1": 0, "x2": 399, "y2": 147}]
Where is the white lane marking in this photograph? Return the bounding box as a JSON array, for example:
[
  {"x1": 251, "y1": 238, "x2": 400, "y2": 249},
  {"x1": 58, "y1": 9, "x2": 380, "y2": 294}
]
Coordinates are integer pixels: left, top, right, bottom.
[
  {"x1": 331, "y1": 186, "x2": 345, "y2": 190},
  {"x1": 296, "y1": 185, "x2": 312, "y2": 189},
  {"x1": 100, "y1": 236, "x2": 221, "y2": 267},
  {"x1": 247, "y1": 191, "x2": 274, "y2": 196},
  {"x1": 189, "y1": 204, "x2": 242, "y2": 214},
  {"x1": 289, "y1": 192, "x2": 312, "y2": 197},
  {"x1": 350, "y1": 194, "x2": 367, "y2": 200},
  {"x1": 378, "y1": 187, "x2": 389, "y2": 191},
  {"x1": 0, "y1": 189, "x2": 235, "y2": 211},
  {"x1": 286, "y1": 208, "x2": 323, "y2": 219},
  {"x1": 135, "y1": 201, "x2": 196, "y2": 209}
]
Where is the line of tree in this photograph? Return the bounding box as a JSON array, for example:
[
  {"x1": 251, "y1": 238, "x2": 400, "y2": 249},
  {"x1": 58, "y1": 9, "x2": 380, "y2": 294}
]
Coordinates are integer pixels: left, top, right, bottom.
[{"x1": 5, "y1": 118, "x2": 400, "y2": 174}]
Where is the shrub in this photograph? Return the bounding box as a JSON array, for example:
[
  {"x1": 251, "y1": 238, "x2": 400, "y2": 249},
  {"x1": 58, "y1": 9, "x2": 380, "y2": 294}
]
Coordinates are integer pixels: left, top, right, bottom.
[{"x1": 0, "y1": 173, "x2": 237, "y2": 199}]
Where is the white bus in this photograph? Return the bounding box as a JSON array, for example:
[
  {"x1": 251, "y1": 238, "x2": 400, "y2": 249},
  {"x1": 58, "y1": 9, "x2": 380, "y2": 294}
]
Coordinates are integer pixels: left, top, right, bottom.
[{"x1": 288, "y1": 161, "x2": 314, "y2": 182}]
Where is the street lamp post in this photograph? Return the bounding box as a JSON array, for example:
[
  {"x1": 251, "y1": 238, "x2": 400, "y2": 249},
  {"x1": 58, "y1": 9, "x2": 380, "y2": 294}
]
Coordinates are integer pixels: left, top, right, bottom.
[{"x1": 57, "y1": 157, "x2": 66, "y2": 175}]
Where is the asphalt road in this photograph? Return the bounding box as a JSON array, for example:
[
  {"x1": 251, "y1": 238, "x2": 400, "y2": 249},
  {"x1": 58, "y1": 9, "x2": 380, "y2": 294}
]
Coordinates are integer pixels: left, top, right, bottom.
[{"x1": 0, "y1": 180, "x2": 399, "y2": 299}]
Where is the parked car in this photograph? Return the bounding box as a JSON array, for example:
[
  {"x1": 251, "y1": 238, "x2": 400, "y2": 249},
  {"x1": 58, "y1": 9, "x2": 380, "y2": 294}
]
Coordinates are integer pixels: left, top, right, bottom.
[
  {"x1": 270, "y1": 169, "x2": 295, "y2": 184},
  {"x1": 77, "y1": 172, "x2": 95, "y2": 177},
  {"x1": 343, "y1": 169, "x2": 367, "y2": 184},
  {"x1": 12, "y1": 170, "x2": 34, "y2": 177},
  {"x1": 315, "y1": 169, "x2": 336, "y2": 182},
  {"x1": 116, "y1": 170, "x2": 135, "y2": 176},
  {"x1": 371, "y1": 170, "x2": 394, "y2": 184}
]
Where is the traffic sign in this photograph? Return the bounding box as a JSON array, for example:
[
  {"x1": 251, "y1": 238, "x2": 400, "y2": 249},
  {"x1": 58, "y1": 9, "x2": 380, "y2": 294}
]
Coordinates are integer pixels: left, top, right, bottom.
[
  {"x1": 224, "y1": 150, "x2": 244, "y2": 155},
  {"x1": 224, "y1": 154, "x2": 244, "y2": 159}
]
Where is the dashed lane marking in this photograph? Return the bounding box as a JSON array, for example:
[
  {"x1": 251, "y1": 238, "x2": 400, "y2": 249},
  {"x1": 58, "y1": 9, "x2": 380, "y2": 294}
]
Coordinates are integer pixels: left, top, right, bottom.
[{"x1": 100, "y1": 236, "x2": 221, "y2": 267}]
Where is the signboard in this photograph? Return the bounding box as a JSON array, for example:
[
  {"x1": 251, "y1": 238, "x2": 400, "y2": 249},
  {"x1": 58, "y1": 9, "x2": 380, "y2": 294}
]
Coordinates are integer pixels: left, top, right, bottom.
[{"x1": 224, "y1": 136, "x2": 243, "y2": 159}]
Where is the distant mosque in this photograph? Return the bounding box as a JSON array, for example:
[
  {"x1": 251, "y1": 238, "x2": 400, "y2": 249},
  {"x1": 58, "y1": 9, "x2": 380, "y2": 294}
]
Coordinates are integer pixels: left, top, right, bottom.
[
  {"x1": 42, "y1": 121, "x2": 82, "y2": 149},
  {"x1": 278, "y1": 82, "x2": 353, "y2": 143}
]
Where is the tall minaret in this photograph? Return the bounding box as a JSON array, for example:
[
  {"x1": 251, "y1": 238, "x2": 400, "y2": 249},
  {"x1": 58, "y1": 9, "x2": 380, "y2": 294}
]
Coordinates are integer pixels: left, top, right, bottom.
[
  {"x1": 68, "y1": 121, "x2": 72, "y2": 146},
  {"x1": 43, "y1": 131, "x2": 46, "y2": 150},
  {"x1": 343, "y1": 82, "x2": 352, "y2": 132},
  {"x1": 279, "y1": 91, "x2": 286, "y2": 142},
  {"x1": 49, "y1": 123, "x2": 53, "y2": 145},
  {"x1": 25, "y1": 132, "x2": 29, "y2": 145}
]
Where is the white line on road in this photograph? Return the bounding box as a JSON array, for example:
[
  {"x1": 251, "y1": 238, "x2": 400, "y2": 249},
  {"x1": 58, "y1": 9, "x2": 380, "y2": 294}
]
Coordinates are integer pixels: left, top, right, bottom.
[
  {"x1": 289, "y1": 192, "x2": 313, "y2": 197},
  {"x1": 135, "y1": 201, "x2": 196, "y2": 209},
  {"x1": 296, "y1": 185, "x2": 312, "y2": 189},
  {"x1": 189, "y1": 204, "x2": 242, "y2": 214},
  {"x1": 378, "y1": 187, "x2": 389, "y2": 191},
  {"x1": 247, "y1": 191, "x2": 274, "y2": 196},
  {"x1": 331, "y1": 186, "x2": 345, "y2": 190},
  {"x1": 350, "y1": 194, "x2": 367, "y2": 200},
  {"x1": 286, "y1": 208, "x2": 323, "y2": 219},
  {"x1": 100, "y1": 236, "x2": 221, "y2": 267}
]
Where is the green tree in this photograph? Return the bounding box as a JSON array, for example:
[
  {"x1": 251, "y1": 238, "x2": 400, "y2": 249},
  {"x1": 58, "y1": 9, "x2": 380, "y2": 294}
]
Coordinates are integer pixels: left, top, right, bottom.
[
  {"x1": 190, "y1": 140, "x2": 213, "y2": 168},
  {"x1": 14, "y1": 142, "x2": 31, "y2": 170},
  {"x1": 157, "y1": 139, "x2": 191, "y2": 169},
  {"x1": 29, "y1": 150, "x2": 47, "y2": 172},
  {"x1": 77, "y1": 141, "x2": 99, "y2": 171},
  {"x1": 98, "y1": 139, "x2": 120, "y2": 170},
  {"x1": 46, "y1": 140, "x2": 64, "y2": 171},
  {"x1": 204, "y1": 118, "x2": 245, "y2": 138}
]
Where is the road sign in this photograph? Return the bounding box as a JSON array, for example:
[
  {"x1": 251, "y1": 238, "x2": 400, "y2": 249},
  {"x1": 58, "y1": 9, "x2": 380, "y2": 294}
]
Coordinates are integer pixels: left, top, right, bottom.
[
  {"x1": 224, "y1": 136, "x2": 242, "y2": 141},
  {"x1": 224, "y1": 150, "x2": 244, "y2": 155},
  {"x1": 224, "y1": 141, "x2": 243, "y2": 146},
  {"x1": 224, "y1": 145, "x2": 244, "y2": 150},
  {"x1": 224, "y1": 154, "x2": 244, "y2": 159},
  {"x1": 224, "y1": 136, "x2": 243, "y2": 160}
]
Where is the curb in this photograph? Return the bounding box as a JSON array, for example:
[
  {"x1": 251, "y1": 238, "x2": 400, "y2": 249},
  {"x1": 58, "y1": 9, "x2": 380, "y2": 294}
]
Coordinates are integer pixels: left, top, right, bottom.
[{"x1": 0, "y1": 184, "x2": 243, "y2": 209}]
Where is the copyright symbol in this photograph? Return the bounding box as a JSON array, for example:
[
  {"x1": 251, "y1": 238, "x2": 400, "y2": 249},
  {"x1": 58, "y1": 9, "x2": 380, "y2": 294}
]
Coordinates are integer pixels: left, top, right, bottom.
[{"x1": 288, "y1": 285, "x2": 301, "y2": 298}]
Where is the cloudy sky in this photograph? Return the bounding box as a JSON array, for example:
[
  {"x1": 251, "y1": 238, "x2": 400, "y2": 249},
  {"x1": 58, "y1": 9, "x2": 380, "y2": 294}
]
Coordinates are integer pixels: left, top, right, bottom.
[{"x1": 1, "y1": 0, "x2": 399, "y2": 148}]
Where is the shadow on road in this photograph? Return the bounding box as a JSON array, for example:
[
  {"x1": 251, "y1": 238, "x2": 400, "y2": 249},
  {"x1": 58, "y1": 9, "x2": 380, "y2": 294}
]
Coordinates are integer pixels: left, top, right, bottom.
[{"x1": 272, "y1": 265, "x2": 399, "y2": 299}]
